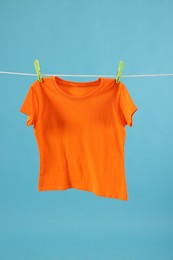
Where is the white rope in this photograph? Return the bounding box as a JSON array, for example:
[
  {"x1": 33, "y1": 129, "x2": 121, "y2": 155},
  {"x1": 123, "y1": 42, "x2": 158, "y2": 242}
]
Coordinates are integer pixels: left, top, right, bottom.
[{"x1": 0, "y1": 71, "x2": 173, "y2": 78}]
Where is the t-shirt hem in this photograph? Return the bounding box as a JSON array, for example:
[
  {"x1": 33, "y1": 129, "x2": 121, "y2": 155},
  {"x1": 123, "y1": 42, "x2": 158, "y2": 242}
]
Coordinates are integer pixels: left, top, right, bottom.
[{"x1": 38, "y1": 185, "x2": 128, "y2": 201}]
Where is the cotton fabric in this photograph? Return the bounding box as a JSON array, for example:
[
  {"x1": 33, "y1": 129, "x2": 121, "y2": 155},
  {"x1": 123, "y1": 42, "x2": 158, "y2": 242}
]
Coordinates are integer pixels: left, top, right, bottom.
[{"x1": 20, "y1": 76, "x2": 137, "y2": 200}]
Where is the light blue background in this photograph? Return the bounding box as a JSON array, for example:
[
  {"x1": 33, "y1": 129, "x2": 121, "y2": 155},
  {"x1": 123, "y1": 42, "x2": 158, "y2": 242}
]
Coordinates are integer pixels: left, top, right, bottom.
[{"x1": 0, "y1": 0, "x2": 173, "y2": 259}]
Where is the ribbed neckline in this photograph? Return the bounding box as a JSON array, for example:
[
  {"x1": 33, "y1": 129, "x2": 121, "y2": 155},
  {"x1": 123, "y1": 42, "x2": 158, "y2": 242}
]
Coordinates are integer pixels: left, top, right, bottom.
[{"x1": 52, "y1": 76, "x2": 104, "y2": 99}]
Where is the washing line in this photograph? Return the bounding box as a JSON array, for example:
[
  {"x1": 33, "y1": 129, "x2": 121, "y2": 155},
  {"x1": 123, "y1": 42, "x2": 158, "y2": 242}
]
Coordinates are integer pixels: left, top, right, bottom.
[{"x1": 0, "y1": 71, "x2": 173, "y2": 78}]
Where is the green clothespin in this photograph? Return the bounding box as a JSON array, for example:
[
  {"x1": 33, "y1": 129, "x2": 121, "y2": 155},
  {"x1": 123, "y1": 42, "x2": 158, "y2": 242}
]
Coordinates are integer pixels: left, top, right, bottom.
[
  {"x1": 34, "y1": 59, "x2": 42, "y2": 82},
  {"x1": 116, "y1": 61, "x2": 124, "y2": 83}
]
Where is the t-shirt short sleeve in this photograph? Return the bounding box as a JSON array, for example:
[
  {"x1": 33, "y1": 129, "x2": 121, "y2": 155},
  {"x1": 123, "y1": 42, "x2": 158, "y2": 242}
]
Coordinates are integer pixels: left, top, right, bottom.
[
  {"x1": 20, "y1": 84, "x2": 39, "y2": 127},
  {"x1": 119, "y1": 82, "x2": 138, "y2": 127}
]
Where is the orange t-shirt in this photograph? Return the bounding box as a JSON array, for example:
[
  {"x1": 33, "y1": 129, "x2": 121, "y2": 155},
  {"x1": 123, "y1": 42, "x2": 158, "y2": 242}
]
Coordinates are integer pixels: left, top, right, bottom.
[{"x1": 20, "y1": 76, "x2": 137, "y2": 200}]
